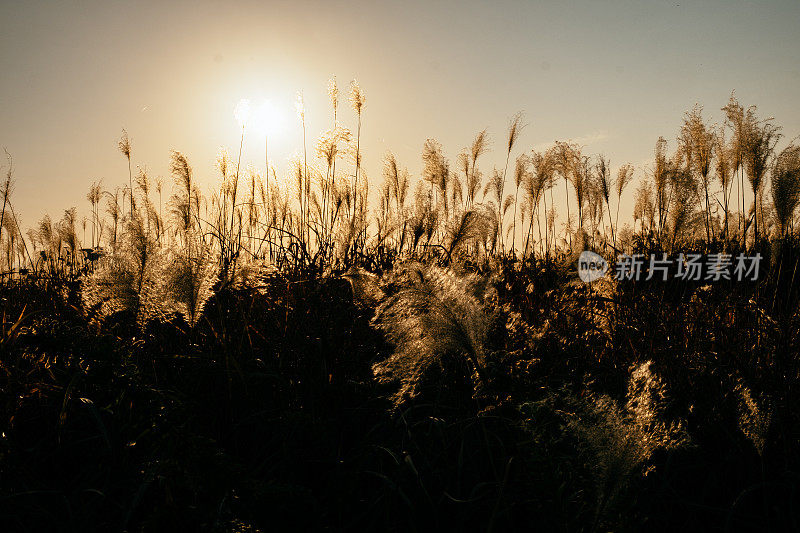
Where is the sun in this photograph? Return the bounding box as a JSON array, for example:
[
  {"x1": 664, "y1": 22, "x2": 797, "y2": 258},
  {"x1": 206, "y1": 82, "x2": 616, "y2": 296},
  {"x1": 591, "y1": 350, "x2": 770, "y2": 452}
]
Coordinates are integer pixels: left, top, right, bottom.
[
  {"x1": 235, "y1": 98, "x2": 284, "y2": 137},
  {"x1": 232, "y1": 96, "x2": 287, "y2": 176},
  {"x1": 252, "y1": 99, "x2": 284, "y2": 137}
]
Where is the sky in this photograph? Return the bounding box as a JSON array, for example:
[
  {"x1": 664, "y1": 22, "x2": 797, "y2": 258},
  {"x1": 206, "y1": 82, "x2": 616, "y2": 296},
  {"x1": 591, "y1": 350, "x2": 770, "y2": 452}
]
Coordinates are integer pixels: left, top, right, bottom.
[{"x1": 2, "y1": 0, "x2": 800, "y2": 240}]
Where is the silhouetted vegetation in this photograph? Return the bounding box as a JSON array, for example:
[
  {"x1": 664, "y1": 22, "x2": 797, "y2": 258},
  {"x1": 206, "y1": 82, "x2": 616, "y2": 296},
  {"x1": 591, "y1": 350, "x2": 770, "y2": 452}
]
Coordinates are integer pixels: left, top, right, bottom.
[{"x1": 2, "y1": 88, "x2": 800, "y2": 531}]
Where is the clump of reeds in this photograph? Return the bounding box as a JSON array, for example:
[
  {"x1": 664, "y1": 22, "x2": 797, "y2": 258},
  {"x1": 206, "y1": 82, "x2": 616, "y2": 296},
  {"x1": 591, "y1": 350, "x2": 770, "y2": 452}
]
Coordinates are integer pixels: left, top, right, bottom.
[
  {"x1": 81, "y1": 211, "x2": 164, "y2": 326},
  {"x1": 734, "y1": 380, "x2": 772, "y2": 456},
  {"x1": 681, "y1": 105, "x2": 716, "y2": 241},
  {"x1": 444, "y1": 205, "x2": 493, "y2": 261},
  {"x1": 82, "y1": 211, "x2": 217, "y2": 329},
  {"x1": 363, "y1": 263, "x2": 495, "y2": 409},
  {"x1": 770, "y1": 144, "x2": 800, "y2": 238},
  {"x1": 82, "y1": 149, "x2": 218, "y2": 328},
  {"x1": 163, "y1": 243, "x2": 217, "y2": 328},
  {"x1": 742, "y1": 108, "x2": 781, "y2": 244},
  {"x1": 568, "y1": 361, "x2": 689, "y2": 526}
]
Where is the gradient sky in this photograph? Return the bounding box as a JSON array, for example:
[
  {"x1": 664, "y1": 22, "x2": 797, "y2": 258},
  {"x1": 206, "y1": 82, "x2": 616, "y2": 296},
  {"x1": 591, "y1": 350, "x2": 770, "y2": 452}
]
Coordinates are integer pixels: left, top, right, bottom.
[{"x1": 2, "y1": 0, "x2": 800, "y2": 238}]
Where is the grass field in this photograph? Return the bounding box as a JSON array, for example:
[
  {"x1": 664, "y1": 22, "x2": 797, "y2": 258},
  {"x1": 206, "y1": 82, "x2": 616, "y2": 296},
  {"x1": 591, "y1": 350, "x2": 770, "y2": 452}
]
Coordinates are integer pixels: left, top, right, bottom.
[{"x1": 1, "y1": 89, "x2": 800, "y2": 531}]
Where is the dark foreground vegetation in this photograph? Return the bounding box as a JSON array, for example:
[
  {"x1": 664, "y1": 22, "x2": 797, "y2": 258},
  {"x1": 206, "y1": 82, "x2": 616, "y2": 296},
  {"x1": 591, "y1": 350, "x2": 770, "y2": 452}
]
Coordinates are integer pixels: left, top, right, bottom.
[
  {"x1": 2, "y1": 244, "x2": 799, "y2": 532},
  {"x1": 2, "y1": 87, "x2": 800, "y2": 531}
]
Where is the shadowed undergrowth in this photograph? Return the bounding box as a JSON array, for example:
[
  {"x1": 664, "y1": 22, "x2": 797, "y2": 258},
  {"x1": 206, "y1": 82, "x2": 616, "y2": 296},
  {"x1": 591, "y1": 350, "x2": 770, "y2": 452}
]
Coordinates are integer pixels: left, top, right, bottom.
[{"x1": 2, "y1": 250, "x2": 800, "y2": 532}]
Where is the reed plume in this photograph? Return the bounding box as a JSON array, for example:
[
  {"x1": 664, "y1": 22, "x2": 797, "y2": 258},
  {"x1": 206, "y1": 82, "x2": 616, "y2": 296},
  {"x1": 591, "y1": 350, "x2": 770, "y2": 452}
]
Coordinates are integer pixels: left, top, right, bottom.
[
  {"x1": 681, "y1": 105, "x2": 717, "y2": 241},
  {"x1": 169, "y1": 151, "x2": 196, "y2": 237},
  {"x1": 483, "y1": 168, "x2": 506, "y2": 252},
  {"x1": 82, "y1": 211, "x2": 163, "y2": 326},
  {"x1": 422, "y1": 138, "x2": 451, "y2": 230},
  {"x1": 771, "y1": 144, "x2": 800, "y2": 237},
  {"x1": 569, "y1": 361, "x2": 688, "y2": 527},
  {"x1": 164, "y1": 243, "x2": 217, "y2": 328},
  {"x1": 734, "y1": 380, "x2": 771, "y2": 456},
  {"x1": 0, "y1": 151, "x2": 14, "y2": 249},
  {"x1": 715, "y1": 128, "x2": 735, "y2": 242},
  {"x1": 614, "y1": 163, "x2": 635, "y2": 245},
  {"x1": 466, "y1": 129, "x2": 489, "y2": 208},
  {"x1": 118, "y1": 129, "x2": 133, "y2": 220},
  {"x1": 369, "y1": 263, "x2": 494, "y2": 409},
  {"x1": 633, "y1": 179, "x2": 655, "y2": 233},
  {"x1": 510, "y1": 153, "x2": 530, "y2": 252},
  {"x1": 349, "y1": 80, "x2": 366, "y2": 217},
  {"x1": 595, "y1": 155, "x2": 612, "y2": 245},
  {"x1": 573, "y1": 152, "x2": 590, "y2": 234},
  {"x1": 86, "y1": 181, "x2": 103, "y2": 248},
  {"x1": 652, "y1": 136, "x2": 670, "y2": 237},
  {"x1": 723, "y1": 92, "x2": 746, "y2": 235},
  {"x1": 550, "y1": 141, "x2": 579, "y2": 247},
  {"x1": 742, "y1": 108, "x2": 781, "y2": 244},
  {"x1": 498, "y1": 112, "x2": 526, "y2": 251},
  {"x1": 328, "y1": 76, "x2": 339, "y2": 122},
  {"x1": 382, "y1": 151, "x2": 410, "y2": 252}
]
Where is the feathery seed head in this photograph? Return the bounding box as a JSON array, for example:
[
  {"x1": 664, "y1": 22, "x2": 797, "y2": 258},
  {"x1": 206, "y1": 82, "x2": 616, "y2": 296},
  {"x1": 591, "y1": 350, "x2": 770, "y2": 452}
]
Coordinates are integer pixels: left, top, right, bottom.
[
  {"x1": 118, "y1": 129, "x2": 131, "y2": 160},
  {"x1": 349, "y1": 79, "x2": 365, "y2": 115},
  {"x1": 507, "y1": 111, "x2": 526, "y2": 154}
]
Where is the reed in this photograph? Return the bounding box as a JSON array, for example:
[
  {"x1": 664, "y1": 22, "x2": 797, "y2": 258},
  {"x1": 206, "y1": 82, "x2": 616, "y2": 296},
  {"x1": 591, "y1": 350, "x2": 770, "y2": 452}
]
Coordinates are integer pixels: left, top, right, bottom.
[{"x1": 118, "y1": 130, "x2": 133, "y2": 220}]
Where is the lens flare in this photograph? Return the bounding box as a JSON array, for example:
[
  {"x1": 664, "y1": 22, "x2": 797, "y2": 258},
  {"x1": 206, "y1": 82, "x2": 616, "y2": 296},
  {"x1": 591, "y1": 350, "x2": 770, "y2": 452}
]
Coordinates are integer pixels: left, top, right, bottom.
[
  {"x1": 234, "y1": 98, "x2": 251, "y2": 127},
  {"x1": 253, "y1": 100, "x2": 283, "y2": 136}
]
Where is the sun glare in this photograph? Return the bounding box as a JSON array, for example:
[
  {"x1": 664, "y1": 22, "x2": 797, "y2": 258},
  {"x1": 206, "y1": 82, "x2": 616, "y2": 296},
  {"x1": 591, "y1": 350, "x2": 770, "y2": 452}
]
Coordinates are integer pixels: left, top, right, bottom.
[
  {"x1": 252, "y1": 100, "x2": 283, "y2": 136},
  {"x1": 234, "y1": 98, "x2": 251, "y2": 128}
]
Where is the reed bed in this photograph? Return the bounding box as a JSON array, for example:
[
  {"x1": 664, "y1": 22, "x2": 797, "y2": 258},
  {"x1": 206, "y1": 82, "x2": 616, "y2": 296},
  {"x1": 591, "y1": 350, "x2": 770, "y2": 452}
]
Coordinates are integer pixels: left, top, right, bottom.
[{"x1": 1, "y1": 88, "x2": 800, "y2": 531}]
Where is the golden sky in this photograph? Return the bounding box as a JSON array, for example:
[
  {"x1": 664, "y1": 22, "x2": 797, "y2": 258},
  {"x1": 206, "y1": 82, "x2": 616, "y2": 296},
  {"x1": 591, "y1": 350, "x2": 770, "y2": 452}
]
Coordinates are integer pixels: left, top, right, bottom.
[{"x1": 2, "y1": 0, "x2": 800, "y2": 234}]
